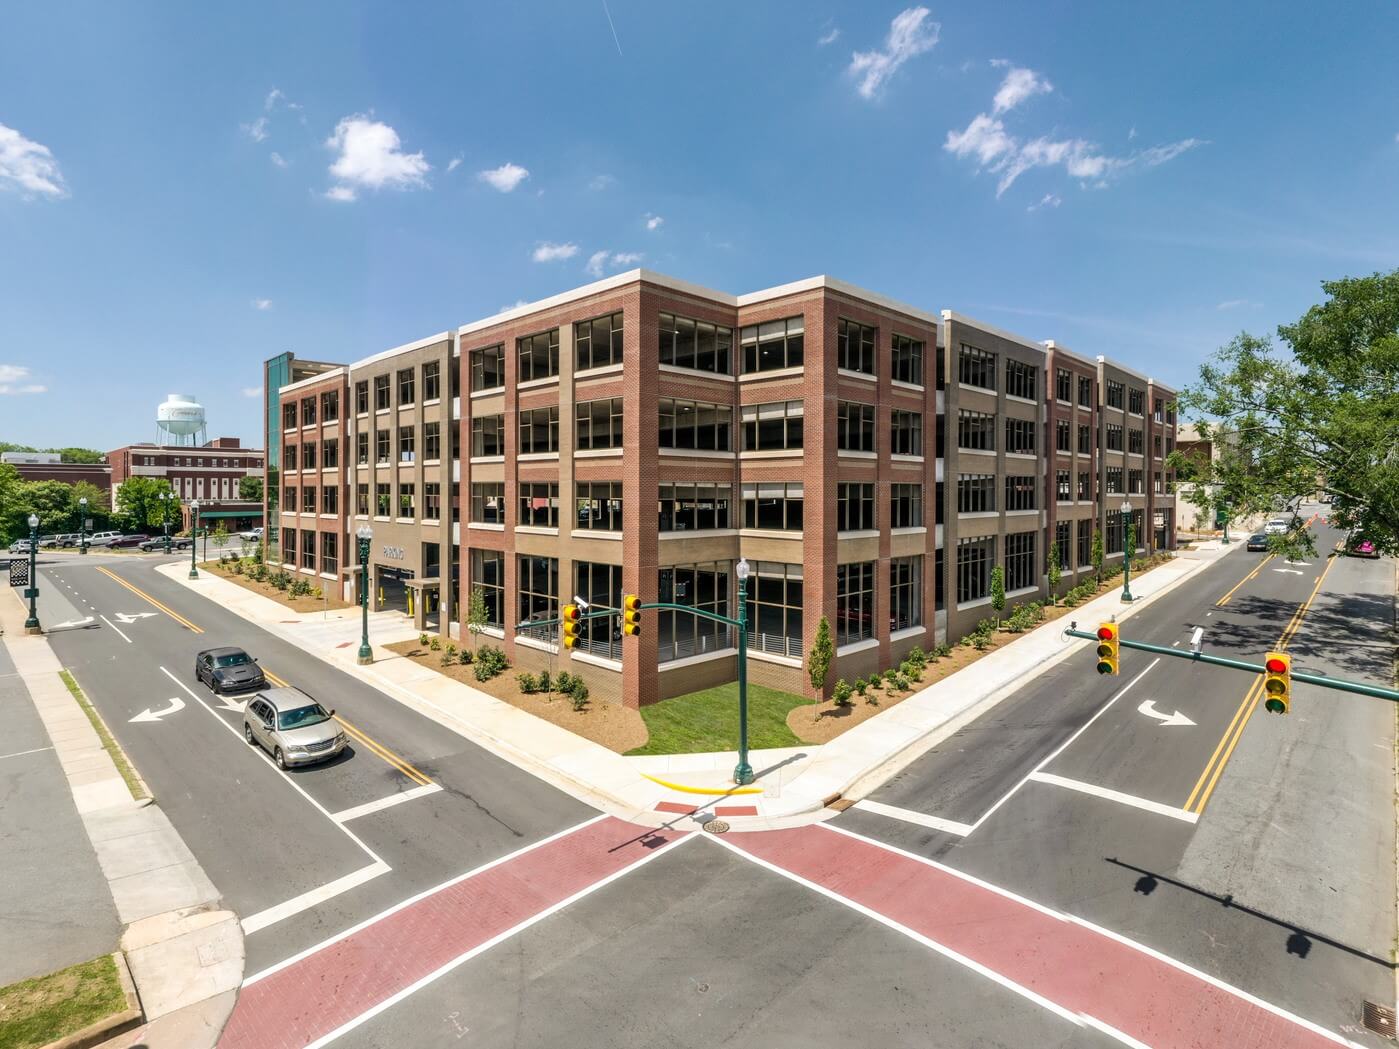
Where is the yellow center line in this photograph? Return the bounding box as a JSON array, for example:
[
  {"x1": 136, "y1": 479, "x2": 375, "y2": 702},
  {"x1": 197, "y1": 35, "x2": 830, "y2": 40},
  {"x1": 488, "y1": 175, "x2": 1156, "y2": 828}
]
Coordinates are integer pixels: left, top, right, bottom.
[
  {"x1": 1216, "y1": 554, "x2": 1273, "y2": 607},
  {"x1": 94, "y1": 566, "x2": 203, "y2": 634},
  {"x1": 1187, "y1": 555, "x2": 1338, "y2": 815}
]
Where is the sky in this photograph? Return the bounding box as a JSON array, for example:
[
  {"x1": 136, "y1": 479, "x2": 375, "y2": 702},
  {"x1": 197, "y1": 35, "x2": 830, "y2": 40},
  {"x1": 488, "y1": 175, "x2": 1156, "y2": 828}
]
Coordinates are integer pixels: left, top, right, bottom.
[{"x1": 2, "y1": 2, "x2": 1397, "y2": 449}]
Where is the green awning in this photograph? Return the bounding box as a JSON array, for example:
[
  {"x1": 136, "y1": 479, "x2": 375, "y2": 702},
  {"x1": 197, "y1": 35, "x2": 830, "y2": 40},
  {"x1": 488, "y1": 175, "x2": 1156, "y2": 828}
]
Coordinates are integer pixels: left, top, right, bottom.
[{"x1": 195, "y1": 510, "x2": 262, "y2": 519}]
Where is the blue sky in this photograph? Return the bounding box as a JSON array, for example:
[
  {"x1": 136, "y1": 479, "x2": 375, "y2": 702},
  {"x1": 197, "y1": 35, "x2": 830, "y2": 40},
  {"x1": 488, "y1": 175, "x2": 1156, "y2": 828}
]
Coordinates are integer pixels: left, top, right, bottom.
[{"x1": 2, "y1": 2, "x2": 1396, "y2": 449}]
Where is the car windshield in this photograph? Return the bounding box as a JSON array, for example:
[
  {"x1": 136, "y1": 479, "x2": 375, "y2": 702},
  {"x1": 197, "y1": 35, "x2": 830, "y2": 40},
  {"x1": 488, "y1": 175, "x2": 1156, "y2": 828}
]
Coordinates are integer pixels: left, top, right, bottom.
[
  {"x1": 278, "y1": 704, "x2": 331, "y2": 730},
  {"x1": 215, "y1": 652, "x2": 251, "y2": 668}
]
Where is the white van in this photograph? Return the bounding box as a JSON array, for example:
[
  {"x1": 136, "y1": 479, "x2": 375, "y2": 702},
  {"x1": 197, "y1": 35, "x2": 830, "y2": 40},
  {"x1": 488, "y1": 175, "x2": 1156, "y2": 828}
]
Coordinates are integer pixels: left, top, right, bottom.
[{"x1": 85, "y1": 531, "x2": 122, "y2": 547}]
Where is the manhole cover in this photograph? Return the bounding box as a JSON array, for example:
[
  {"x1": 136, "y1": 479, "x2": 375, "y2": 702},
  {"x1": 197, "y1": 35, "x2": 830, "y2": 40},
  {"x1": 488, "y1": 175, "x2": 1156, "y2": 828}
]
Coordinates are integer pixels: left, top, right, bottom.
[
  {"x1": 1363, "y1": 1000, "x2": 1396, "y2": 1038},
  {"x1": 702, "y1": 819, "x2": 730, "y2": 834}
]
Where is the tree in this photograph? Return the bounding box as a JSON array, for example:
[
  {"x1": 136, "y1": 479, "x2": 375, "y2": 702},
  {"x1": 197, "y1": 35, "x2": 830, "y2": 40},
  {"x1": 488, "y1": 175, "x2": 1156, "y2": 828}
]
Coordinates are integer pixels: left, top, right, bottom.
[
  {"x1": 115, "y1": 476, "x2": 176, "y2": 531},
  {"x1": 989, "y1": 565, "x2": 1006, "y2": 627},
  {"x1": 0, "y1": 463, "x2": 21, "y2": 544},
  {"x1": 238, "y1": 475, "x2": 263, "y2": 501},
  {"x1": 1091, "y1": 528, "x2": 1105, "y2": 587},
  {"x1": 55, "y1": 447, "x2": 105, "y2": 464},
  {"x1": 807, "y1": 615, "x2": 834, "y2": 697},
  {"x1": 1046, "y1": 538, "x2": 1062, "y2": 605},
  {"x1": 1173, "y1": 269, "x2": 1399, "y2": 556},
  {"x1": 466, "y1": 586, "x2": 490, "y2": 652}
]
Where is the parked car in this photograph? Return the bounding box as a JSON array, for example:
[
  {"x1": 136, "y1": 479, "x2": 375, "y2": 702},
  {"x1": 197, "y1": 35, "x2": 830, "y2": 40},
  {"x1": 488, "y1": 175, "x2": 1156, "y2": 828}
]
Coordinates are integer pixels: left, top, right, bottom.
[
  {"x1": 54, "y1": 533, "x2": 80, "y2": 548},
  {"x1": 107, "y1": 534, "x2": 150, "y2": 549},
  {"x1": 1245, "y1": 533, "x2": 1269, "y2": 552},
  {"x1": 8, "y1": 539, "x2": 34, "y2": 554},
  {"x1": 85, "y1": 530, "x2": 122, "y2": 547},
  {"x1": 194, "y1": 646, "x2": 267, "y2": 694},
  {"x1": 138, "y1": 536, "x2": 170, "y2": 551},
  {"x1": 37, "y1": 534, "x2": 60, "y2": 549},
  {"x1": 238, "y1": 526, "x2": 264, "y2": 542},
  {"x1": 1346, "y1": 537, "x2": 1380, "y2": 559},
  {"x1": 242, "y1": 688, "x2": 345, "y2": 770}
]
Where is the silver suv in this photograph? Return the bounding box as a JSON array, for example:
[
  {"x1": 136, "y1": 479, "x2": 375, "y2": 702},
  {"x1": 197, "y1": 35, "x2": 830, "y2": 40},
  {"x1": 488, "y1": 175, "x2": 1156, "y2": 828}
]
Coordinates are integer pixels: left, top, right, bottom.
[{"x1": 242, "y1": 687, "x2": 346, "y2": 770}]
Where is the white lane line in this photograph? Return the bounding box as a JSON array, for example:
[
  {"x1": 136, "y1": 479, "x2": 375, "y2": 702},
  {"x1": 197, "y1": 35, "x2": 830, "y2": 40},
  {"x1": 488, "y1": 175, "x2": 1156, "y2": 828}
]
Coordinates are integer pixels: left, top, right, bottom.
[
  {"x1": 851, "y1": 799, "x2": 974, "y2": 837},
  {"x1": 99, "y1": 614, "x2": 133, "y2": 644},
  {"x1": 240, "y1": 860, "x2": 391, "y2": 936},
  {"x1": 331, "y1": 783, "x2": 444, "y2": 824},
  {"x1": 815, "y1": 823, "x2": 1367, "y2": 1049},
  {"x1": 0, "y1": 746, "x2": 55, "y2": 762},
  {"x1": 302, "y1": 833, "x2": 699, "y2": 1049},
  {"x1": 1027, "y1": 772, "x2": 1199, "y2": 824}
]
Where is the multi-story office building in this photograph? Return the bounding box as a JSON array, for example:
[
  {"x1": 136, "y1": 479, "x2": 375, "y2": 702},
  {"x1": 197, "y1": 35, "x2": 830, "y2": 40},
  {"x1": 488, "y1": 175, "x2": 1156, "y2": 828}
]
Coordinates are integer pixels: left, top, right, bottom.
[
  {"x1": 108, "y1": 437, "x2": 264, "y2": 531},
  {"x1": 265, "y1": 269, "x2": 1176, "y2": 709}
]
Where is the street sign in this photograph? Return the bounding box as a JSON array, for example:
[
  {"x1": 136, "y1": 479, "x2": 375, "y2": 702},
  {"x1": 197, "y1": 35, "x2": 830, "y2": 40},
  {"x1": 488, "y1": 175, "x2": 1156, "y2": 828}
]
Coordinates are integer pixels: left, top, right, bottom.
[
  {"x1": 23, "y1": 587, "x2": 38, "y2": 599},
  {"x1": 9, "y1": 560, "x2": 29, "y2": 588}
]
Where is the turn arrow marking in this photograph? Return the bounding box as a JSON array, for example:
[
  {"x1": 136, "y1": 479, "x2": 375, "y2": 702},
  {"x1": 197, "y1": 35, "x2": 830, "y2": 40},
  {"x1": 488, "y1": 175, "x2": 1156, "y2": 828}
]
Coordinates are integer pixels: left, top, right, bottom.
[
  {"x1": 129, "y1": 696, "x2": 185, "y2": 723},
  {"x1": 1273, "y1": 568, "x2": 1304, "y2": 576},
  {"x1": 115, "y1": 611, "x2": 159, "y2": 624},
  {"x1": 1137, "y1": 699, "x2": 1195, "y2": 727},
  {"x1": 214, "y1": 695, "x2": 247, "y2": 713},
  {"x1": 49, "y1": 616, "x2": 95, "y2": 630}
]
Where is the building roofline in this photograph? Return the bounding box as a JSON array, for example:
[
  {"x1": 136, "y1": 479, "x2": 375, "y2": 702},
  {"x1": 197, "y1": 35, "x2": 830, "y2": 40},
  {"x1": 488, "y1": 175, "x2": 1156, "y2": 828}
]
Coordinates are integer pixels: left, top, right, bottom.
[
  {"x1": 941, "y1": 310, "x2": 1047, "y2": 354},
  {"x1": 278, "y1": 365, "x2": 348, "y2": 395},
  {"x1": 1042, "y1": 339, "x2": 1099, "y2": 368},
  {"x1": 1094, "y1": 355, "x2": 1153, "y2": 384},
  {"x1": 348, "y1": 331, "x2": 454, "y2": 372}
]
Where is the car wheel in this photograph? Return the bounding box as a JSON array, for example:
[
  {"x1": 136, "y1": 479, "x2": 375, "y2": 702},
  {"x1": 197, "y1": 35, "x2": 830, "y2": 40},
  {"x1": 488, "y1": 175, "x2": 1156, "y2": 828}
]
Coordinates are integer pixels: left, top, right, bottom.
[
  {"x1": 275, "y1": 747, "x2": 287, "y2": 770},
  {"x1": 244, "y1": 723, "x2": 255, "y2": 745}
]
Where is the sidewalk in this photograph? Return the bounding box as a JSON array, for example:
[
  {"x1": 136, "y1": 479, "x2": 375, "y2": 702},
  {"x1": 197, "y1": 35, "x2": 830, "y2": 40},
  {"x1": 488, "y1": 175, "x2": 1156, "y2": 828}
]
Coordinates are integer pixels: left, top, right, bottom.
[
  {"x1": 1, "y1": 588, "x2": 243, "y2": 1049},
  {"x1": 161, "y1": 539, "x2": 1243, "y2": 830}
]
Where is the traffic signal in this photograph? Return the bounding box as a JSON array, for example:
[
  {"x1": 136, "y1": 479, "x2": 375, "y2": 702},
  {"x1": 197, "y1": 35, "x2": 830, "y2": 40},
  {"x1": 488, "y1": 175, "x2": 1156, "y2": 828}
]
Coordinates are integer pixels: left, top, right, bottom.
[
  {"x1": 622, "y1": 594, "x2": 642, "y2": 637},
  {"x1": 1095, "y1": 623, "x2": 1119, "y2": 675},
  {"x1": 1263, "y1": 651, "x2": 1291, "y2": 714},
  {"x1": 561, "y1": 604, "x2": 580, "y2": 649}
]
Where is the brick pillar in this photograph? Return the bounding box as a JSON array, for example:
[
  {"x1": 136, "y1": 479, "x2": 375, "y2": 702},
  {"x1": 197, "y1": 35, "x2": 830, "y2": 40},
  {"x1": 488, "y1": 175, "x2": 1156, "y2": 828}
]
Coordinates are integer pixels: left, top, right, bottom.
[
  {"x1": 804, "y1": 295, "x2": 836, "y2": 700},
  {"x1": 621, "y1": 284, "x2": 659, "y2": 709}
]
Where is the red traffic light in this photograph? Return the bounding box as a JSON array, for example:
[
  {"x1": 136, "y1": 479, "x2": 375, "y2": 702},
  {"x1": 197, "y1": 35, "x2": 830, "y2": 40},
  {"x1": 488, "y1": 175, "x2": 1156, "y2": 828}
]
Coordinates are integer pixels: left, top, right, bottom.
[
  {"x1": 1265, "y1": 657, "x2": 1287, "y2": 674},
  {"x1": 1097, "y1": 626, "x2": 1114, "y2": 640}
]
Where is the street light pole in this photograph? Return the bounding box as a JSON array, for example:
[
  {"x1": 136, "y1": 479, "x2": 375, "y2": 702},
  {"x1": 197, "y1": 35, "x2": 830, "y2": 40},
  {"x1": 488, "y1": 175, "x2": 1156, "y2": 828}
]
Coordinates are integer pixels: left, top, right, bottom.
[
  {"x1": 78, "y1": 496, "x2": 88, "y2": 555},
  {"x1": 160, "y1": 491, "x2": 171, "y2": 554},
  {"x1": 1121, "y1": 498, "x2": 1135, "y2": 603},
  {"x1": 357, "y1": 525, "x2": 373, "y2": 665},
  {"x1": 733, "y1": 558, "x2": 754, "y2": 786},
  {"x1": 188, "y1": 500, "x2": 200, "y2": 579},
  {"x1": 24, "y1": 513, "x2": 41, "y2": 633}
]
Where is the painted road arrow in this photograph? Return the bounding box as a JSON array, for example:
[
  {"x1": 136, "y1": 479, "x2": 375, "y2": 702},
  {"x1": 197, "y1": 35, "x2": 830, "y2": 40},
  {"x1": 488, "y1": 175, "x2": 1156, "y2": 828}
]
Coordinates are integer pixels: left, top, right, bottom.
[
  {"x1": 214, "y1": 695, "x2": 247, "y2": 712},
  {"x1": 1137, "y1": 699, "x2": 1196, "y2": 727},
  {"x1": 115, "y1": 611, "x2": 159, "y2": 624},
  {"x1": 49, "y1": 616, "x2": 95, "y2": 630},
  {"x1": 1273, "y1": 568, "x2": 1305, "y2": 575},
  {"x1": 129, "y1": 696, "x2": 185, "y2": 723}
]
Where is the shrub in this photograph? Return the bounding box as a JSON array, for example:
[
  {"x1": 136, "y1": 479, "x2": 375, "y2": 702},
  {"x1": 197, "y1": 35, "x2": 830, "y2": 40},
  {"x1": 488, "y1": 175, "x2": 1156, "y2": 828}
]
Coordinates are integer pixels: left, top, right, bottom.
[
  {"x1": 429, "y1": 636, "x2": 442, "y2": 651},
  {"x1": 311, "y1": 586, "x2": 322, "y2": 600},
  {"x1": 555, "y1": 671, "x2": 574, "y2": 692},
  {"x1": 568, "y1": 678, "x2": 590, "y2": 711},
  {"x1": 419, "y1": 632, "x2": 430, "y2": 647},
  {"x1": 272, "y1": 571, "x2": 290, "y2": 591},
  {"x1": 537, "y1": 670, "x2": 552, "y2": 692},
  {"x1": 883, "y1": 669, "x2": 899, "y2": 686},
  {"x1": 906, "y1": 646, "x2": 927, "y2": 669},
  {"x1": 853, "y1": 677, "x2": 867, "y2": 697},
  {"x1": 866, "y1": 673, "x2": 883, "y2": 690},
  {"x1": 894, "y1": 673, "x2": 910, "y2": 691},
  {"x1": 832, "y1": 679, "x2": 853, "y2": 707},
  {"x1": 442, "y1": 643, "x2": 457, "y2": 666},
  {"x1": 935, "y1": 642, "x2": 952, "y2": 659},
  {"x1": 459, "y1": 647, "x2": 473, "y2": 665},
  {"x1": 473, "y1": 645, "x2": 510, "y2": 682},
  {"x1": 517, "y1": 672, "x2": 538, "y2": 693},
  {"x1": 231, "y1": 560, "x2": 243, "y2": 575},
  {"x1": 807, "y1": 615, "x2": 834, "y2": 695}
]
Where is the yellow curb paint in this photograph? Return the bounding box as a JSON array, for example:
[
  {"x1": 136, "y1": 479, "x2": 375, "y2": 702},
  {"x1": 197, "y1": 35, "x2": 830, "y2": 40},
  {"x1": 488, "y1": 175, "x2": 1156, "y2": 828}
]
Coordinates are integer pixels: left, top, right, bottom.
[{"x1": 641, "y1": 773, "x2": 764, "y2": 796}]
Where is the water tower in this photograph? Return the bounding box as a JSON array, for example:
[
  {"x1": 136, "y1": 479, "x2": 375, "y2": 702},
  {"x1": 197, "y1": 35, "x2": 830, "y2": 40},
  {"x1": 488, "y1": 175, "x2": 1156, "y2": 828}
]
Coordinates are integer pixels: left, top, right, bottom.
[{"x1": 156, "y1": 394, "x2": 208, "y2": 447}]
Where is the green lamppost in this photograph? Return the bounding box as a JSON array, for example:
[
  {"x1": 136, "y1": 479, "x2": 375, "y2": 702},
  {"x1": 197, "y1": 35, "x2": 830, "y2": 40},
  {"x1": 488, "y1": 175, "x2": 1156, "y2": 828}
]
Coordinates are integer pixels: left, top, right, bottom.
[
  {"x1": 23, "y1": 513, "x2": 41, "y2": 633},
  {"x1": 733, "y1": 557, "x2": 754, "y2": 786},
  {"x1": 356, "y1": 525, "x2": 373, "y2": 665},
  {"x1": 188, "y1": 500, "x2": 200, "y2": 579},
  {"x1": 1121, "y1": 498, "x2": 1135, "y2": 603},
  {"x1": 77, "y1": 496, "x2": 89, "y2": 555},
  {"x1": 159, "y1": 491, "x2": 172, "y2": 554},
  {"x1": 1221, "y1": 503, "x2": 1231, "y2": 545}
]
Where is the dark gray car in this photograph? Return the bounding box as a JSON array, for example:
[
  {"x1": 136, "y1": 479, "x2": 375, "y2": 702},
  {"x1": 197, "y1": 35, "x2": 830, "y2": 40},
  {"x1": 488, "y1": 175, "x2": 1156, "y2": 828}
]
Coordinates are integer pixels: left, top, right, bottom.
[
  {"x1": 194, "y1": 647, "x2": 266, "y2": 694},
  {"x1": 242, "y1": 688, "x2": 346, "y2": 770}
]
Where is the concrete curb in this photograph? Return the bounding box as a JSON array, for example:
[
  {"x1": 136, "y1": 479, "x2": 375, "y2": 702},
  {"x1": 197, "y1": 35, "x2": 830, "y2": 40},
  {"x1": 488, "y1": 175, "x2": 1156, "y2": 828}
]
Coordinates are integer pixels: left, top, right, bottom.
[{"x1": 38, "y1": 952, "x2": 142, "y2": 1049}]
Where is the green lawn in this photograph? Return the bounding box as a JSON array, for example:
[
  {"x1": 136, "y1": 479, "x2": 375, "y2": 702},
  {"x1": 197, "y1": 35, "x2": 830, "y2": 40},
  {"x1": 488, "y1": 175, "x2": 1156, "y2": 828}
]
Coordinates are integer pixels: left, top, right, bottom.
[
  {"x1": 0, "y1": 955, "x2": 126, "y2": 1049},
  {"x1": 627, "y1": 682, "x2": 808, "y2": 756}
]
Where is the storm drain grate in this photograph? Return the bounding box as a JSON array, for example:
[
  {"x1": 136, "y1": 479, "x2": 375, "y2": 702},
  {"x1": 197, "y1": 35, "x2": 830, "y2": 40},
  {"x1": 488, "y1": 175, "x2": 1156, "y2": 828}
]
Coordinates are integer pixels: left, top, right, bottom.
[
  {"x1": 1363, "y1": 1000, "x2": 1396, "y2": 1039},
  {"x1": 702, "y1": 819, "x2": 730, "y2": 835}
]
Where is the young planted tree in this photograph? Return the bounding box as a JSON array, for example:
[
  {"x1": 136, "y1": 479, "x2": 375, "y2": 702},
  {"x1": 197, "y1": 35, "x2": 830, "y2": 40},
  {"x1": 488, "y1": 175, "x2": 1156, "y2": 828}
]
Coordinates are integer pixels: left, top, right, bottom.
[
  {"x1": 989, "y1": 565, "x2": 1005, "y2": 628},
  {"x1": 1046, "y1": 538, "x2": 1062, "y2": 605},
  {"x1": 466, "y1": 586, "x2": 490, "y2": 653},
  {"x1": 807, "y1": 615, "x2": 834, "y2": 698},
  {"x1": 1091, "y1": 528, "x2": 1105, "y2": 588}
]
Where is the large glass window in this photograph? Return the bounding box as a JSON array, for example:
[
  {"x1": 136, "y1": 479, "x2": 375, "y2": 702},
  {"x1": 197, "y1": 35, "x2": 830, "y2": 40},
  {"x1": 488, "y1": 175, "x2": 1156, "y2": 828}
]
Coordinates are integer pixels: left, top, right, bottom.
[
  {"x1": 1078, "y1": 424, "x2": 1091, "y2": 455},
  {"x1": 424, "y1": 482, "x2": 441, "y2": 520},
  {"x1": 517, "y1": 329, "x2": 560, "y2": 383},
  {"x1": 1005, "y1": 475, "x2": 1037, "y2": 511},
  {"x1": 471, "y1": 414, "x2": 504, "y2": 457},
  {"x1": 518, "y1": 482, "x2": 560, "y2": 528},
  {"x1": 375, "y1": 482, "x2": 390, "y2": 516},
  {"x1": 836, "y1": 562, "x2": 876, "y2": 645},
  {"x1": 1005, "y1": 531, "x2": 1036, "y2": 591},
  {"x1": 659, "y1": 483, "x2": 732, "y2": 531},
  {"x1": 957, "y1": 474, "x2": 995, "y2": 514},
  {"x1": 575, "y1": 561, "x2": 623, "y2": 658},
  {"x1": 281, "y1": 528, "x2": 296, "y2": 563},
  {"x1": 300, "y1": 529, "x2": 316, "y2": 571},
  {"x1": 891, "y1": 410, "x2": 923, "y2": 456},
  {"x1": 1056, "y1": 419, "x2": 1071, "y2": 452},
  {"x1": 516, "y1": 555, "x2": 558, "y2": 636},
  {"x1": 744, "y1": 561, "x2": 803, "y2": 657},
  {"x1": 356, "y1": 483, "x2": 368, "y2": 516},
  {"x1": 742, "y1": 482, "x2": 803, "y2": 531},
  {"x1": 576, "y1": 398, "x2": 624, "y2": 450},
  {"x1": 374, "y1": 375, "x2": 390, "y2": 411},
  {"x1": 1078, "y1": 375, "x2": 1093, "y2": 408},
  {"x1": 1005, "y1": 417, "x2": 1036, "y2": 454},
  {"x1": 836, "y1": 483, "x2": 875, "y2": 531},
  {"x1": 356, "y1": 432, "x2": 369, "y2": 465},
  {"x1": 320, "y1": 532, "x2": 338, "y2": 576},
  {"x1": 321, "y1": 485, "x2": 338, "y2": 515},
  {"x1": 397, "y1": 482, "x2": 415, "y2": 519},
  {"x1": 741, "y1": 400, "x2": 802, "y2": 452},
  {"x1": 1106, "y1": 380, "x2": 1124, "y2": 410},
  {"x1": 659, "y1": 312, "x2": 733, "y2": 374},
  {"x1": 1005, "y1": 359, "x2": 1037, "y2": 400},
  {"x1": 740, "y1": 316, "x2": 804, "y2": 373},
  {"x1": 424, "y1": 421, "x2": 440, "y2": 461},
  {"x1": 423, "y1": 361, "x2": 440, "y2": 401},
  {"x1": 1128, "y1": 387, "x2": 1145, "y2": 415},
  {"x1": 659, "y1": 398, "x2": 732, "y2": 451},
  {"x1": 1055, "y1": 368, "x2": 1071, "y2": 403},
  {"x1": 575, "y1": 481, "x2": 623, "y2": 531},
  {"x1": 398, "y1": 425, "x2": 415, "y2": 463},
  {"x1": 470, "y1": 345, "x2": 505, "y2": 391},
  {"x1": 957, "y1": 410, "x2": 996, "y2": 451},
  {"x1": 321, "y1": 390, "x2": 339, "y2": 422},
  {"x1": 1077, "y1": 519, "x2": 1094, "y2": 568},
  {"x1": 470, "y1": 549, "x2": 504, "y2": 628},
  {"x1": 301, "y1": 396, "x2": 316, "y2": 426},
  {"x1": 837, "y1": 318, "x2": 877, "y2": 374},
  {"x1": 576, "y1": 311, "x2": 624, "y2": 371},
  {"x1": 1078, "y1": 470, "x2": 1091, "y2": 501},
  {"x1": 1106, "y1": 466, "x2": 1124, "y2": 494},
  {"x1": 658, "y1": 561, "x2": 732, "y2": 662},
  {"x1": 471, "y1": 482, "x2": 504, "y2": 524},
  {"x1": 355, "y1": 381, "x2": 368, "y2": 415},
  {"x1": 1056, "y1": 470, "x2": 1072, "y2": 502},
  {"x1": 958, "y1": 345, "x2": 996, "y2": 389},
  {"x1": 837, "y1": 401, "x2": 876, "y2": 452},
  {"x1": 1128, "y1": 469, "x2": 1145, "y2": 495},
  {"x1": 890, "y1": 556, "x2": 922, "y2": 631},
  {"x1": 518, "y1": 406, "x2": 560, "y2": 454},
  {"x1": 1128, "y1": 428, "x2": 1144, "y2": 455},
  {"x1": 891, "y1": 483, "x2": 922, "y2": 528},
  {"x1": 282, "y1": 401, "x2": 298, "y2": 430},
  {"x1": 1054, "y1": 521, "x2": 1072, "y2": 570},
  {"x1": 1106, "y1": 423, "x2": 1123, "y2": 451},
  {"x1": 956, "y1": 536, "x2": 994, "y2": 605},
  {"x1": 322, "y1": 439, "x2": 338, "y2": 469},
  {"x1": 301, "y1": 486, "x2": 316, "y2": 513},
  {"x1": 398, "y1": 368, "x2": 415, "y2": 406},
  {"x1": 892, "y1": 333, "x2": 924, "y2": 386}
]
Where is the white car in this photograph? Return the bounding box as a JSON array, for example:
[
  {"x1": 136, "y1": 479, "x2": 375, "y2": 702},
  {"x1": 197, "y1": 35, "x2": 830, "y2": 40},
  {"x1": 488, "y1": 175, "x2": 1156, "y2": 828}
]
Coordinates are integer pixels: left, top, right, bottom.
[
  {"x1": 1263, "y1": 517, "x2": 1295, "y2": 535},
  {"x1": 85, "y1": 530, "x2": 122, "y2": 547},
  {"x1": 238, "y1": 527, "x2": 264, "y2": 542}
]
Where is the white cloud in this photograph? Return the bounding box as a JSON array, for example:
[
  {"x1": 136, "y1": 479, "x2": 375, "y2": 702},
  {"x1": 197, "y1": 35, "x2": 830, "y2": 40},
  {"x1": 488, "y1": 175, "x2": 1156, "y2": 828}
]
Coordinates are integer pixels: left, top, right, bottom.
[
  {"x1": 325, "y1": 115, "x2": 430, "y2": 198},
  {"x1": 532, "y1": 241, "x2": 578, "y2": 262},
  {"x1": 242, "y1": 116, "x2": 269, "y2": 142},
  {"x1": 945, "y1": 114, "x2": 1016, "y2": 167},
  {"x1": 586, "y1": 249, "x2": 643, "y2": 276},
  {"x1": 500, "y1": 299, "x2": 530, "y2": 312},
  {"x1": 992, "y1": 66, "x2": 1053, "y2": 114},
  {"x1": 645, "y1": 213, "x2": 664, "y2": 231},
  {"x1": 446, "y1": 156, "x2": 462, "y2": 172},
  {"x1": 1129, "y1": 126, "x2": 1138, "y2": 141},
  {"x1": 585, "y1": 249, "x2": 610, "y2": 277},
  {"x1": 242, "y1": 386, "x2": 262, "y2": 398},
  {"x1": 1216, "y1": 299, "x2": 1260, "y2": 311},
  {"x1": 477, "y1": 162, "x2": 529, "y2": 192},
  {"x1": 269, "y1": 151, "x2": 287, "y2": 168},
  {"x1": 611, "y1": 251, "x2": 643, "y2": 266},
  {"x1": 588, "y1": 174, "x2": 615, "y2": 191},
  {"x1": 1139, "y1": 138, "x2": 1207, "y2": 167},
  {"x1": 324, "y1": 185, "x2": 357, "y2": 202},
  {"x1": 1027, "y1": 193, "x2": 1061, "y2": 212},
  {"x1": 0, "y1": 123, "x2": 68, "y2": 198},
  {"x1": 848, "y1": 6, "x2": 939, "y2": 99},
  {"x1": 252, "y1": 298, "x2": 273, "y2": 310},
  {"x1": 818, "y1": 26, "x2": 840, "y2": 46},
  {"x1": 0, "y1": 364, "x2": 46, "y2": 395}
]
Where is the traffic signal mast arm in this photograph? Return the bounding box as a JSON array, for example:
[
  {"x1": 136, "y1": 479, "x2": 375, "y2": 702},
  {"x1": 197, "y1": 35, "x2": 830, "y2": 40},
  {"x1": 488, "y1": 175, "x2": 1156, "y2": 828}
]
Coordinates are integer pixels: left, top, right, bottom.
[{"x1": 1064, "y1": 623, "x2": 1399, "y2": 703}]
